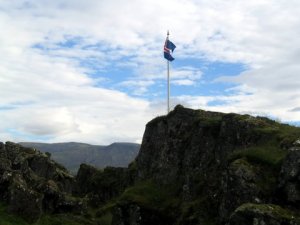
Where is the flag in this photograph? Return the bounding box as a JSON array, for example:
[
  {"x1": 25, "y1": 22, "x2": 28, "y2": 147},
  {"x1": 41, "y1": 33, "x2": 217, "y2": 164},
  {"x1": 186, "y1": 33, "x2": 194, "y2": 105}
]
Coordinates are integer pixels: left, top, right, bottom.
[{"x1": 164, "y1": 39, "x2": 176, "y2": 61}]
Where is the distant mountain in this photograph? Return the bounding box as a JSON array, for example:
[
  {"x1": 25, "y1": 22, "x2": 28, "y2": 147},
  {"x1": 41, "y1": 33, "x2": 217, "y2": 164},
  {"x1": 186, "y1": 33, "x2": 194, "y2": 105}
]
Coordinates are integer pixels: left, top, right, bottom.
[{"x1": 19, "y1": 142, "x2": 140, "y2": 174}]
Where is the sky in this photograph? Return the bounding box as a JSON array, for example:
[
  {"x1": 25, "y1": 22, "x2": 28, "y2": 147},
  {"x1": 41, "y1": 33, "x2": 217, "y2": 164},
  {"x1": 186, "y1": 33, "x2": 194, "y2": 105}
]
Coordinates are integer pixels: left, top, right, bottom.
[{"x1": 1, "y1": 0, "x2": 300, "y2": 144}]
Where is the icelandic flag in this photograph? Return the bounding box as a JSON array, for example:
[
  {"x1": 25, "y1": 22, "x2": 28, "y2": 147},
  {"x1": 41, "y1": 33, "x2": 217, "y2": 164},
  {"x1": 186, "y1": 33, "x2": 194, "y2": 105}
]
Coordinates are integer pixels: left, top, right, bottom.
[{"x1": 164, "y1": 39, "x2": 176, "y2": 61}]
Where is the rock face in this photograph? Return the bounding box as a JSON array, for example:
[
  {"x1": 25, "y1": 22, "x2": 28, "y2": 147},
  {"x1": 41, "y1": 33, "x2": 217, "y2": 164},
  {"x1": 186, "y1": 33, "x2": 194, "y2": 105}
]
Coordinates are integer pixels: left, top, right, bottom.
[
  {"x1": 111, "y1": 105, "x2": 300, "y2": 225},
  {"x1": 279, "y1": 145, "x2": 300, "y2": 203},
  {"x1": 219, "y1": 158, "x2": 262, "y2": 221},
  {"x1": 0, "y1": 142, "x2": 85, "y2": 222},
  {"x1": 136, "y1": 105, "x2": 267, "y2": 186},
  {"x1": 75, "y1": 163, "x2": 135, "y2": 207}
]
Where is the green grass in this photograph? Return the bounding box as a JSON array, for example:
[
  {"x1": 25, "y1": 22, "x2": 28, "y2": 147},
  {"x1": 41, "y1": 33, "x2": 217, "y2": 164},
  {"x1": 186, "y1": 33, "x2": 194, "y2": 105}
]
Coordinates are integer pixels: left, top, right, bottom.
[
  {"x1": 236, "y1": 203, "x2": 300, "y2": 222},
  {"x1": 230, "y1": 145, "x2": 287, "y2": 168},
  {"x1": 228, "y1": 118, "x2": 300, "y2": 169},
  {"x1": 92, "y1": 180, "x2": 180, "y2": 225},
  {"x1": 117, "y1": 180, "x2": 180, "y2": 215},
  {"x1": 97, "y1": 212, "x2": 112, "y2": 225},
  {"x1": 119, "y1": 180, "x2": 169, "y2": 209},
  {"x1": 34, "y1": 214, "x2": 95, "y2": 225},
  {"x1": 0, "y1": 203, "x2": 28, "y2": 225},
  {"x1": 254, "y1": 121, "x2": 300, "y2": 147},
  {"x1": 0, "y1": 203, "x2": 96, "y2": 225},
  {"x1": 178, "y1": 198, "x2": 218, "y2": 225}
]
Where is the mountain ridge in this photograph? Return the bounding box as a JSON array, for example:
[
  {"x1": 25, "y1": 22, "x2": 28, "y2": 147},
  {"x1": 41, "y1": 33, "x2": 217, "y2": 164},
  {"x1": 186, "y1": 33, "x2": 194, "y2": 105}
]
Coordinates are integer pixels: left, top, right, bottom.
[{"x1": 19, "y1": 142, "x2": 140, "y2": 174}]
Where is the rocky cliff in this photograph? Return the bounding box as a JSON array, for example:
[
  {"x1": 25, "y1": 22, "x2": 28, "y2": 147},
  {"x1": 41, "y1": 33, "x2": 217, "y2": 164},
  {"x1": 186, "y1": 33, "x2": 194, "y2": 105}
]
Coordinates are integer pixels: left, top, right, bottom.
[
  {"x1": 1, "y1": 105, "x2": 300, "y2": 225},
  {"x1": 109, "y1": 105, "x2": 300, "y2": 225}
]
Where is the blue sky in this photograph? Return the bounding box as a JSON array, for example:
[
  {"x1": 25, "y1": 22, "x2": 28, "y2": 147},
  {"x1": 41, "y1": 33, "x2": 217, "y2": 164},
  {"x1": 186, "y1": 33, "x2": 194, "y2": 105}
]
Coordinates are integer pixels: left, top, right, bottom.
[
  {"x1": 0, "y1": 0, "x2": 300, "y2": 144},
  {"x1": 34, "y1": 35, "x2": 246, "y2": 100}
]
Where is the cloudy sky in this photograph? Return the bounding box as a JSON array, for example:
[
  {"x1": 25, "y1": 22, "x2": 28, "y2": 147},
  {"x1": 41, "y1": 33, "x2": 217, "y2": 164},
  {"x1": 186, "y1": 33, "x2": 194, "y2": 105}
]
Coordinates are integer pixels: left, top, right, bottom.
[{"x1": 1, "y1": 0, "x2": 300, "y2": 144}]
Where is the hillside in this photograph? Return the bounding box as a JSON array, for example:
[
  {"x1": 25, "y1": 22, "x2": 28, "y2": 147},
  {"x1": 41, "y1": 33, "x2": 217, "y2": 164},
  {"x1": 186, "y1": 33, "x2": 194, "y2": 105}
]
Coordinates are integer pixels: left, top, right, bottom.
[
  {"x1": 19, "y1": 142, "x2": 140, "y2": 173},
  {"x1": 1, "y1": 105, "x2": 300, "y2": 225}
]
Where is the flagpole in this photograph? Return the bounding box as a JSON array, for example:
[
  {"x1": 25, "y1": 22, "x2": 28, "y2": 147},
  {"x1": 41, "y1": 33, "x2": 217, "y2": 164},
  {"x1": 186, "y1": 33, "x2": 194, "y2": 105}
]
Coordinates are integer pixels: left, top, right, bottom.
[
  {"x1": 167, "y1": 58, "x2": 170, "y2": 113},
  {"x1": 167, "y1": 30, "x2": 170, "y2": 114}
]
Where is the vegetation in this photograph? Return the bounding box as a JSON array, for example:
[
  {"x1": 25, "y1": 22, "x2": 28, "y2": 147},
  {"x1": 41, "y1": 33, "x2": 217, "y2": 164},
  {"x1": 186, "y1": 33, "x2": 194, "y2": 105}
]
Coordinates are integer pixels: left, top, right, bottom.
[
  {"x1": 0, "y1": 203, "x2": 96, "y2": 225},
  {"x1": 236, "y1": 203, "x2": 300, "y2": 222},
  {"x1": 118, "y1": 180, "x2": 179, "y2": 212},
  {"x1": 0, "y1": 203, "x2": 28, "y2": 225},
  {"x1": 178, "y1": 197, "x2": 218, "y2": 225},
  {"x1": 229, "y1": 144, "x2": 287, "y2": 168},
  {"x1": 97, "y1": 212, "x2": 113, "y2": 225},
  {"x1": 229, "y1": 116, "x2": 300, "y2": 169}
]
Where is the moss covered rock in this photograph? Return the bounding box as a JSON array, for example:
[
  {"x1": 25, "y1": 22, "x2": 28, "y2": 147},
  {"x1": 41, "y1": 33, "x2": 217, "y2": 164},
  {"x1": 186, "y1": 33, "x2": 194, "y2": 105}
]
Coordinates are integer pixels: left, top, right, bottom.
[{"x1": 229, "y1": 203, "x2": 300, "y2": 225}]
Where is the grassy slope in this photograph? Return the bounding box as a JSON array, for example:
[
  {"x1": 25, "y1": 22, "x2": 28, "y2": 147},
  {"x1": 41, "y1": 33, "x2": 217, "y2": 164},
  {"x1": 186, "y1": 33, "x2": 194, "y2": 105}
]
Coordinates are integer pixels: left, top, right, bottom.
[{"x1": 229, "y1": 116, "x2": 300, "y2": 168}]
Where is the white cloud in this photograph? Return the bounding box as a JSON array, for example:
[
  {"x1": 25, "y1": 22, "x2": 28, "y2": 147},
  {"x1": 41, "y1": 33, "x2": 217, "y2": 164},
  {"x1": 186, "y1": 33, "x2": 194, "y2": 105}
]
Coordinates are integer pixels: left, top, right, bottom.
[
  {"x1": 118, "y1": 80, "x2": 155, "y2": 96},
  {"x1": 1, "y1": 0, "x2": 300, "y2": 144},
  {"x1": 172, "y1": 79, "x2": 195, "y2": 86}
]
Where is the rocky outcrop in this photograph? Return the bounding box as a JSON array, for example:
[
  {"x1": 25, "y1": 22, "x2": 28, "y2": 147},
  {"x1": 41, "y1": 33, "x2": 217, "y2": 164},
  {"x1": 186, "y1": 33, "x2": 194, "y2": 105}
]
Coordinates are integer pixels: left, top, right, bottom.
[
  {"x1": 75, "y1": 163, "x2": 135, "y2": 207},
  {"x1": 136, "y1": 105, "x2": 270, "y2": 189},
  {"x1": 112, "y1": 105, "x2": 300, "y2": 225},
  {"x1": 7, "y1": 172, "x2": 43, "y2": 222},
  {"x1": 229, "y1": 203, "x2": 300, "y2": 225},
  {"x1": 0, "y1": 142, "x2": 86, "y2": 222},
  {"x1": 279, "y1": 140, "x2": 300, "y2": 204},
  {"x1": 219, "y1": 159, "x2": 262, "y2": 221}
]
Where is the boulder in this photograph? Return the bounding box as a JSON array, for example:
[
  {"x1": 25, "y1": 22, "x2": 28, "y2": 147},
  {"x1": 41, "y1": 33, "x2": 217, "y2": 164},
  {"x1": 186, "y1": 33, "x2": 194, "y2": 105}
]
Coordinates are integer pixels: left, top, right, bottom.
[
  {"x1": 279, "y1": 147, "x2": 300, "y2": 203},
  {"x1": 75, "y1": 163, "x2": 98, "y2": 194},
  {"x1": 219, "y1": 159, "x2": 262, "y2": 221},
  {"x1": 0, "y1": 142, "x2": 84, "y2": 222},
  {"x1": 38, "y1": 179, "x2": 60, "y2": 213},
  {"x1": 8, "y1": 172, "x2": 43, "y2": 223}
]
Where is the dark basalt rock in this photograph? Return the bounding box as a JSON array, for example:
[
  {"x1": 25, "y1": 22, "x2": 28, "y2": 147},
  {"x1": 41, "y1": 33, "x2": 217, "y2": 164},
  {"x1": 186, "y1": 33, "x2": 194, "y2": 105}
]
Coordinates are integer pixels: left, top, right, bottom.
[
  {"x1": 136, "y1": 105, "x2": 268, "y2": 188},
  {"x1": 0, "y1": 141, "x2": 85, "y2": 223},
  {"x1": 113, "y1": 105, "x2": 300, "y2": 225},
  {"x1": 75, "y1": 163, "x2": 133, "y2": 207},
  {"x1": 279, "y1": 143, "x2": 300, "y2": 203},
  {"x1": 8, "y1": 173, "x2": 43, "y2": 223},
  {"x1": 219, "y1": 159, "x2": 262, "y2": 221},
  {"x1": 112, "y1": 203, "x2": 172, "y2": 225}
]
